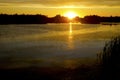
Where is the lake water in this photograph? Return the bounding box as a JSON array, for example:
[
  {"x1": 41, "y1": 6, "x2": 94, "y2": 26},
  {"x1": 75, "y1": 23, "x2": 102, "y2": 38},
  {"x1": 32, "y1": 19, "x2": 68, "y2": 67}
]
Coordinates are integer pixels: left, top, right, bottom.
[{"x1": 0, "y1": 23, "x2": 120, "y2": 68}]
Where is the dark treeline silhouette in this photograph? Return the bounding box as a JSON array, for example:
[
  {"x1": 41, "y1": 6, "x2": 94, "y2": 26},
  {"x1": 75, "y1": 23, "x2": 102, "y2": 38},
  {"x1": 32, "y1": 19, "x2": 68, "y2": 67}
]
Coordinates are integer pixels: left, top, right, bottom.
[
  {"x1": 0, "y1": 14, "x2": 120, "y2": 24},
  {"x1": 0, "y1": 14, "x2": 48, "y2": 24},
  {"x1": 81, "y1": 15, "x2": 120, "y2": 24},
  {"x1": 81, "y1": 15, "x2": 101, "y2": 24},
  {"x1": 101, "y1": 16, "x2": 120, "y2": 23},
  {"x1": 48, "y1": 15, "x2": 69, "y2": 23}
]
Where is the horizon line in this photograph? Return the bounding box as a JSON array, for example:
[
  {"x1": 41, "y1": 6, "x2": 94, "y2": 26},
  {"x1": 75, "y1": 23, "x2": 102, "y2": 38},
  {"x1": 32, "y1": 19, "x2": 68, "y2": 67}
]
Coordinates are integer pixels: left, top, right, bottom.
[{"x1": 0, "y1": 13, "x2": 120, "y2": 18}]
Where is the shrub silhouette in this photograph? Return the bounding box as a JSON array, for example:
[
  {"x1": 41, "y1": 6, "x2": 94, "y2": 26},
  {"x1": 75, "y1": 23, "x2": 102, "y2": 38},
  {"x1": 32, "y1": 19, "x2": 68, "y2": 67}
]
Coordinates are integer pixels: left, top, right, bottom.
[{"x1": 100, "y1": 36, "x2": 120, "y2": 80}]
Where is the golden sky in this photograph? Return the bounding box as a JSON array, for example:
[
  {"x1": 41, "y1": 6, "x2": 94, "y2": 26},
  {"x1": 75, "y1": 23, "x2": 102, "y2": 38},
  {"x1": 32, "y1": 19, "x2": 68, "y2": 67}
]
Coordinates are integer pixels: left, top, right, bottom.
[{"x1": 0, "y1": 0, "x2": 120, "y2": 17}]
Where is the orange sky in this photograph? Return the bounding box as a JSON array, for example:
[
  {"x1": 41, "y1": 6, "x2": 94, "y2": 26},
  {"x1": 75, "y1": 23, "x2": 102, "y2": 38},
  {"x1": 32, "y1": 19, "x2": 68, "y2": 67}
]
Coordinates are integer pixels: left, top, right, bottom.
[{"x1": 0, "y1": 0, "x2": 120, "y2": 17}]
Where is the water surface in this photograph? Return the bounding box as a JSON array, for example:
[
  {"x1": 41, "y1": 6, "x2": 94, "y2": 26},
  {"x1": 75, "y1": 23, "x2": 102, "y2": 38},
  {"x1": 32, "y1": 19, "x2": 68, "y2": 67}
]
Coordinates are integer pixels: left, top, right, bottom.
[{"x1": 0, "y1": 23, "x2": 120, "y2": 68}]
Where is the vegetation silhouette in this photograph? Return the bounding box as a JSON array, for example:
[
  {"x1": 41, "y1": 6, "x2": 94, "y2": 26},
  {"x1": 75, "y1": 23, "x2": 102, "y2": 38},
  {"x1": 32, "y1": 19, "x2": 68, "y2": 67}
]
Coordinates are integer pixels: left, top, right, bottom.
[
  {"x1": 81, "y1": 15, "x2": 101, "y2": 24},
  {"x1": 0, "y1": 14, "x2": 48, "y2": 24},
  {"x1": 99, "y1": 36, "x2": 120, "y2": 80},
  {"x1": 0, "y1": 14, "x2": 120, "y2": 24},
  {"x1": 48, "y1": 15, "x2": 69, "y2": 23}
]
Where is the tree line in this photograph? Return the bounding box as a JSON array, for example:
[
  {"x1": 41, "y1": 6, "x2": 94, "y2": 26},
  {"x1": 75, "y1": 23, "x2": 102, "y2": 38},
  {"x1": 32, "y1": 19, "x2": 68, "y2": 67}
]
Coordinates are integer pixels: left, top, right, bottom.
[{"x1": 0, "y1": 14, "x2": 120, "y2": 24}]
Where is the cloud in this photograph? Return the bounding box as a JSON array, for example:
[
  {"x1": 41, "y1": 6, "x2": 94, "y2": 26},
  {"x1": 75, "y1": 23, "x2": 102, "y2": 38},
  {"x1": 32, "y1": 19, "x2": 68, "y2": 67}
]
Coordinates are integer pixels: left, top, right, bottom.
[{"x1": 0, "y1": 0, "x2": 120, "y2": 8}]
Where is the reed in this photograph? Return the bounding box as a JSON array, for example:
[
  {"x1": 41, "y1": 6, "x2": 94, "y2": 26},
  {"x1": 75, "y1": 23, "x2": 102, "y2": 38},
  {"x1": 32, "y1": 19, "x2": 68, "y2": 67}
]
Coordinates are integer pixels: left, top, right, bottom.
[{"x1": 99, "y1": 36, "x2": 120, "y2": 80}]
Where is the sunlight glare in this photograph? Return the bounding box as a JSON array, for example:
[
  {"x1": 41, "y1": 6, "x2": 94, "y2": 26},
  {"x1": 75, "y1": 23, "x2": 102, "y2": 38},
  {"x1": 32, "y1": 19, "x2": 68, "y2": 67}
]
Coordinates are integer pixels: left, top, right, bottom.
[{"x1": 64, "y1": 11, "x2": 77, "y2": 19}]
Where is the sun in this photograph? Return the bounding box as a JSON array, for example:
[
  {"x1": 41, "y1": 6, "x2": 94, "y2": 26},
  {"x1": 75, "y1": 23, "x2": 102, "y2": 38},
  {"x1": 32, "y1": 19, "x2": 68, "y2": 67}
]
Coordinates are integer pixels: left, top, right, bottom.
[{"x1": 64, "y1": 11, "x2": 77, "y2": 19}]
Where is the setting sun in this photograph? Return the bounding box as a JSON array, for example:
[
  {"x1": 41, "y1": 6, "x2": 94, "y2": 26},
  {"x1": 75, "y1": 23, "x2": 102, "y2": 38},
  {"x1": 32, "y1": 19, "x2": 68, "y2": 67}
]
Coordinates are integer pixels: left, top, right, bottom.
[{"x1": 64, "y1": 11, "x2": 77, "y2": 19}]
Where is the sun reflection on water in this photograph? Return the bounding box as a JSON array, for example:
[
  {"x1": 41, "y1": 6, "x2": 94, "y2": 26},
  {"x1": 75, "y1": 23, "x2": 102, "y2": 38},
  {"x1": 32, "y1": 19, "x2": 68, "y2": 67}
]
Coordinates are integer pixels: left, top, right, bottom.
[
  {"x1": 68, "y1": 22, "x2": 74, "y2": 49},
  {"x1": 69, "y1": 22, "x2": 72, "y2": 38}
]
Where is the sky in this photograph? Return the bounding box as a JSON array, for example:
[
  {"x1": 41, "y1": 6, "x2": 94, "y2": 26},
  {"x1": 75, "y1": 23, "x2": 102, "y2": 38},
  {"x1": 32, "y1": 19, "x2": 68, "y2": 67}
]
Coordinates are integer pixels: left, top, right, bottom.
[{"x1": 0, "y1": 0, "x2": 120, "y2": 17}]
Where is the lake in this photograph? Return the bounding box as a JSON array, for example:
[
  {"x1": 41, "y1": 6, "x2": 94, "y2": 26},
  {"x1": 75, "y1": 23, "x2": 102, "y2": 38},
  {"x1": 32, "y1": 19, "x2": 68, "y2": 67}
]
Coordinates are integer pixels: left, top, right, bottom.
[{"x1": 0, "y1": 23, "x2": 120, "y2": 69}]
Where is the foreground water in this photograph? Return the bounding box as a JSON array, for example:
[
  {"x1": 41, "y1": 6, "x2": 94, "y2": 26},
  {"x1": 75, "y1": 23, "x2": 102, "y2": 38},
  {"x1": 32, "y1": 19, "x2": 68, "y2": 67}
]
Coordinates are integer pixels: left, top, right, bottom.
[{"x1": 0, "y1": 23, "x2": 120, "y2": 68}]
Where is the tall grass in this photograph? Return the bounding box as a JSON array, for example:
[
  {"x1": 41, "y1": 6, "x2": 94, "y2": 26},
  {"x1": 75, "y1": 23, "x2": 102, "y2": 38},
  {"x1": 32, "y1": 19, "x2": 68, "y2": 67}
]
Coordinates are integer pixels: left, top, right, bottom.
[{"x1": 99, "y1": 36, "x2": 120, "y2": 80}]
